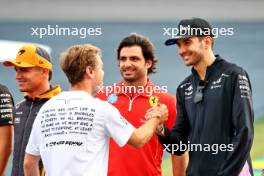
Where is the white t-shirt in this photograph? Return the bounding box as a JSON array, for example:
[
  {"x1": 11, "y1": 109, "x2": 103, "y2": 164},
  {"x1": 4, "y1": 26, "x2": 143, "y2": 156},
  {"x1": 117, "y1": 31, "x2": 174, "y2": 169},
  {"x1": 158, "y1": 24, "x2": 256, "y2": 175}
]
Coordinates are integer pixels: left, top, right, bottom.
[{"x1": 26, "y1": 91, "x2": 134, "y2": 176}]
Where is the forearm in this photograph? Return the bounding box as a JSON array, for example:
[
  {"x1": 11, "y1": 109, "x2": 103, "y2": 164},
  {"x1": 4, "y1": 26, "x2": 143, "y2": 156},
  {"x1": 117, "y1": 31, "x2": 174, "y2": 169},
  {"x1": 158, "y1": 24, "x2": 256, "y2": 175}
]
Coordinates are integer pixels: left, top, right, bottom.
[
  {"x1": 158, "y1": 127, "x2": 188, "y2": 156},
  {"x1": 172, "y1": 151, "x2": 188, "y2": 176},
  {"x1": 0, "y1": 150, "x2": 11, "y2": 175},
  {"x1": 0, "y1": 147, "x2": 12, "y2": 175},
  {"x1": 219, "y1": 71, "x2": 254, "y2": 175},
  {"x1": 24, "y1": 165, "x2": 40, "y2": 176},
  {"x1": 0, "y1": 126, "x2": 12, "y2": 175},
  {"x1": 128, "y1": 117, "x2": 160, "y2": 148},
  {"x1": 24, "y1": 154, "x2": 40, "y2": 176}
]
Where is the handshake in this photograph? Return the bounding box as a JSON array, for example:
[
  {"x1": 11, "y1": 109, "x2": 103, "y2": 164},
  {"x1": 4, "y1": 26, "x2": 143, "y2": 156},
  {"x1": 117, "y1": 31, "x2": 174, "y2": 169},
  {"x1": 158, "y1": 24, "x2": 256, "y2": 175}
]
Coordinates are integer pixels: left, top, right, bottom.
[
  {"x1": 145, "y1": 104, "x2": 168, "y2": 123},
  {"x1": 145, "y1": 104, "x2": 168, "y2": 135}
]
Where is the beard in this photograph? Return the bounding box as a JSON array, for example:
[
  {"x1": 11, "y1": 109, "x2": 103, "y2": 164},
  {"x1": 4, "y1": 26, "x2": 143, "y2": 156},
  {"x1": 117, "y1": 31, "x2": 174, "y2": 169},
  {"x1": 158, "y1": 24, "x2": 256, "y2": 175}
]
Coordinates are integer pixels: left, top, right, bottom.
[
  {"x1": 186, "y1": 52, "x2": 203, "y2": 66},
  {"x1": 121, "y1": 70, "x2": 144, "y2": 84},
  {"x1": 183, "y1": 44, "x2": 204, "y2": 67}
]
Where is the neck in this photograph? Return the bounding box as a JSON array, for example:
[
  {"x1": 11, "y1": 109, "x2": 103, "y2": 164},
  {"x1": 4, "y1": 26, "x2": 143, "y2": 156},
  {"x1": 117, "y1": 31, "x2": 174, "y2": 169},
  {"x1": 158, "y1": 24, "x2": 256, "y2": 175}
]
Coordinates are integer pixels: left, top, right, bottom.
[
  {"x1": 193, "y1": 52, "x2": 215, "y2": 80},
  {"x1": 70, "y1": 80, "x2": 93, "y2": 95},
  {"x1": 123, "y1": 76, "x2": 148, "y2": 88},
  {"x1": 27, "y1": 83, "x2": 50, "y2": 98}
]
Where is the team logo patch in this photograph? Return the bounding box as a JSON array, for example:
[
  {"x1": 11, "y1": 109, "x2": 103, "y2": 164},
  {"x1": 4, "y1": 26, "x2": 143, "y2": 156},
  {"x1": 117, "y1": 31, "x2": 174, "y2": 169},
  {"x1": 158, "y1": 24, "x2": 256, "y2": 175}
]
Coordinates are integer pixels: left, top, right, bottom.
[
  {"x1": 149, "y1": 96, "x2": 159, "y2": 106},
  {"x1": 14, "y1": 117, "x2": 20, "y2": 124},
  {"x1": 107, "y1": 94, "x2": 118, "y2": 103},
  {"x1": 18, "y1": 49, "x2": 26, "y2": 56}
]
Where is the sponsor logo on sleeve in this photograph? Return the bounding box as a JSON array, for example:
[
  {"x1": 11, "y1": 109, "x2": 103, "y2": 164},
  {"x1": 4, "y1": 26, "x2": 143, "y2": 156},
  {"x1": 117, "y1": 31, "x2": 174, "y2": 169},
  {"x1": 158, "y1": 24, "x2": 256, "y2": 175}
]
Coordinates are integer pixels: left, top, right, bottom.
[
  {"x1": 238, "y1": 74, "x2": 251, "y2": 98},
  {"x1": 107, "y1": 94, "x2": 118, "y2": 104}
]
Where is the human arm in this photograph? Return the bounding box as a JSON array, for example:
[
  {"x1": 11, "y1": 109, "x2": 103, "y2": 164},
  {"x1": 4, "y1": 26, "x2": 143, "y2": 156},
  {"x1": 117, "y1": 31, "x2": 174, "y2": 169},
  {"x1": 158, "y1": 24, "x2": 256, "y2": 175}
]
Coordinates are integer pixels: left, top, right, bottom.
[
  {"x1": 157, "y1": 87, "x2": 191, "y2": 156},
  {"x1": 171, "y1": 151, "x2": 188, "y2": 176},
  {"x1": 0, "y1": 126, "x2": 13, "y2": 175},
  {"x1": 106, "y1": 103, "x2": 168, "y2": 148},
  {"x1": 159, "y1": 93, "x2": 188, "y2": 176},
  {"x1": 127, "y1": 104, "x2": 168, "y2": 148},
  {"x1": 217, "y1": 70, "x2": 254, "y2": 176},
  {"x1": 24, "y1": 154, "x2": 40, "y2": 176},
  {"x1": 0, "y1": 86, "x2": 14, "y2": 175}
]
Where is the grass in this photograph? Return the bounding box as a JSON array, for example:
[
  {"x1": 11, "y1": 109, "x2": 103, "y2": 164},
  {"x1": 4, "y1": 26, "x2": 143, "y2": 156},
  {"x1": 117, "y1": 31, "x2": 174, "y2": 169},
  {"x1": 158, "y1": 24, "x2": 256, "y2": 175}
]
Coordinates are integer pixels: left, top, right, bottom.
[
  {"x1": 161, "y1": 115, "x2": 264, "y2": 176},
  {"x1": 251, "y1": 116, "x2": 264, "y2": 159},
  {"x1": 162, "y1": 156, "x2": 173, "y2": 176}
]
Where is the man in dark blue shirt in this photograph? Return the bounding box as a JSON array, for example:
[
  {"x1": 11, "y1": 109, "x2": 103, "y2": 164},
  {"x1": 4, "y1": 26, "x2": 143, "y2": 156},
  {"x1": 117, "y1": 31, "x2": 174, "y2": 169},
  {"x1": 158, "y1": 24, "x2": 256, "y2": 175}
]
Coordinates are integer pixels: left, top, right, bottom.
[{"x1": 157, "y1": 17, "x2": 254, "y2": 176}]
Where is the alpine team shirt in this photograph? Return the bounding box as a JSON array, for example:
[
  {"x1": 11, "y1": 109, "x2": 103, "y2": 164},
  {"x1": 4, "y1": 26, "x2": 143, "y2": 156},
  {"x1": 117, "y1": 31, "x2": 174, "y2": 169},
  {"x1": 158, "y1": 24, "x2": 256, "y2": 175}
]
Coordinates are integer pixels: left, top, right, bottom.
[{"x1": 26, "y1": 91, "x2": 134, "y2": 176}]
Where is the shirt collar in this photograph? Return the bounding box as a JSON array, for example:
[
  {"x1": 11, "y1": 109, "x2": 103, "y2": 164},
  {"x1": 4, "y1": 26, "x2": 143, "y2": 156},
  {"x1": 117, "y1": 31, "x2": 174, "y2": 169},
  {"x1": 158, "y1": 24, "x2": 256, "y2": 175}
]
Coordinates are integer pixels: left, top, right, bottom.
[
  {"x1": 24, "y1": 85, "x2": 61, "y2": 100},
  {"x1": 191, "y1": 54, "x2": 223, "y2": 81}
]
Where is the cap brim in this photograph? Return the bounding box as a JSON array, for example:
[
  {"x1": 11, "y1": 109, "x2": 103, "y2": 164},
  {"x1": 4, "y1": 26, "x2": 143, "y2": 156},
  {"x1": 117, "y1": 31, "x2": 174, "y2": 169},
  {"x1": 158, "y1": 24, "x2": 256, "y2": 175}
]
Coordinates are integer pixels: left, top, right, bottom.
[
  {"x1": 165, "y1": 35, "x2": 193, "y2": 46},
  {"x1": 3, "y1": 60, "x2": 35, "y2": 67}
]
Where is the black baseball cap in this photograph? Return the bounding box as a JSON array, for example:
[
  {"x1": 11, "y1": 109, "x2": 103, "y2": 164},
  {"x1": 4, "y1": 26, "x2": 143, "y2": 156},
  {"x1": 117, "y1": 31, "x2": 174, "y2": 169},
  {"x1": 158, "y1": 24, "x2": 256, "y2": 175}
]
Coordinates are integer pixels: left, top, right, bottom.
[{"x1": 165, "y1": 17, "x2": 214, "y2": 46}]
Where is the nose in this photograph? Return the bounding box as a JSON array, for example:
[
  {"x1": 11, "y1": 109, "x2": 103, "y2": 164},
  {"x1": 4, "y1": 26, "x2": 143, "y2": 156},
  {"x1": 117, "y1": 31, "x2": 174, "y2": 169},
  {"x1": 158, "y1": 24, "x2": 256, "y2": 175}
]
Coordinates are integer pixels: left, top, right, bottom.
[
  {"x1": 15, "y1": 71, "x2": 20, "y2": 80},
  {"x1": 178, "y1": 45, "x2": 186, "y2": 56},
  {"x1": 121, "y1": 58, "x2": 132, "y2": 68},
  {"x1": 15, "y1": 69, "x2": 22, "y2": 80}
]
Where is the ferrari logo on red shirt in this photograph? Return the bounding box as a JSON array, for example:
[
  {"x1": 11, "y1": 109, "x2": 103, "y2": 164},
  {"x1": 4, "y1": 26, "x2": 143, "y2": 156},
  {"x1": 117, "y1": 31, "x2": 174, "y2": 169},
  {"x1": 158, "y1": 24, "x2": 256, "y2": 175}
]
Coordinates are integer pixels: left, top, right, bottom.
[{"x1": 149, "y1": 96, "x2": 158, "y2": 106}]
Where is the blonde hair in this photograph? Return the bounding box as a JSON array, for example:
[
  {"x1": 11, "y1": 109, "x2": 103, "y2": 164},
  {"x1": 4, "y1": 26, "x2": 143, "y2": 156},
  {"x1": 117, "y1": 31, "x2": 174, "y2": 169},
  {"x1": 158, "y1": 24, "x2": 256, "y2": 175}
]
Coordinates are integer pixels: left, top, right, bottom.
[{"x1": 60, "y1": 44, "x2": 100, "y2": 85}]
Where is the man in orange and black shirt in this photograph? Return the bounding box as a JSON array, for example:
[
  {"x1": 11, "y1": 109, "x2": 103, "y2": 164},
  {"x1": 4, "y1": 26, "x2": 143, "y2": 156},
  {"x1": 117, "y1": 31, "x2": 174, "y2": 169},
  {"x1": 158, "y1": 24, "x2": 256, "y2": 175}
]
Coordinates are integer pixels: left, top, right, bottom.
[{"x1": 3, "y1": 44, "x2": 61, "y2": 176}]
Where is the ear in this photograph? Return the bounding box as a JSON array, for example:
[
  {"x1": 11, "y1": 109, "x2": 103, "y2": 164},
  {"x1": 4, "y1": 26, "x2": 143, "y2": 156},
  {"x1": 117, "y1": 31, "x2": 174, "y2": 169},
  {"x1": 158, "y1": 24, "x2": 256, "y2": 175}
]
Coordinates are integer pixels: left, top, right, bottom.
[
  {"x1": 42, "y1": 68, "x2": 50, "y2": 77},
  {"x1": 204, "y1": 36, "x2": 212, "y2": 50},
  {"x1": 145, "y1": 59, "x2": 152, "y2": 69},
  {"x1": 85, "y1": 66, "x2": 95, "y2": 79}
]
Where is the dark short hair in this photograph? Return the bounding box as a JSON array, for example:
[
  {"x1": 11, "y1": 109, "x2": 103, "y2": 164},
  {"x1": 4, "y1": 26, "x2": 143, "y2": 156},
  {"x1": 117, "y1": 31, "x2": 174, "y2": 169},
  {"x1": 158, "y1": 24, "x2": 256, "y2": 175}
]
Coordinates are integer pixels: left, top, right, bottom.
[
  {"x1": 117, "y1": 33, "x2": 157, "y2": 74},
  {"x1": 198, "y1": 36, "x2": 214, "y2": 49}
]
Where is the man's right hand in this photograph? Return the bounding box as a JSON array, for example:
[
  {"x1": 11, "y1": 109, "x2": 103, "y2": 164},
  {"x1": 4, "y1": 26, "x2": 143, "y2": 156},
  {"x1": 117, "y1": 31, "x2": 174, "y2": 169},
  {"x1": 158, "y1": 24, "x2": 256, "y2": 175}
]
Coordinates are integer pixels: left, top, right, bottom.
[
  {"x1": 127, "y1": 104, "x2": 168, "y2": 148},
  {"x1": 145, "y1": 104, "x2": 168, "y2": 124}
]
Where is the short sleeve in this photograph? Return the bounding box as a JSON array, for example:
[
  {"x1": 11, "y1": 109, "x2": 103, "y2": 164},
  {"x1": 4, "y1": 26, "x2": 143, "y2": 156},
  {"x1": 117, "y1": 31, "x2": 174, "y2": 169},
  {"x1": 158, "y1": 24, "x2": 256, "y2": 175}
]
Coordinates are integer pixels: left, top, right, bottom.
[
  {"x1": 104, "y1": 105, "x2": 134, "y2": 147},
  {"x1": 0, "y1": 85, "x2": 14, "y2": 126}
]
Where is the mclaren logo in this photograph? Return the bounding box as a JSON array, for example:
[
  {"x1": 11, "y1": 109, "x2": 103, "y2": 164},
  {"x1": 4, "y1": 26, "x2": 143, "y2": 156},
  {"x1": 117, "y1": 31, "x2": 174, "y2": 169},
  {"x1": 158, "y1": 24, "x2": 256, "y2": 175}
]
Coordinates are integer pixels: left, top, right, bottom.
[{"x1": 18, "y1": 49, "x2": 26, "y2": 56}]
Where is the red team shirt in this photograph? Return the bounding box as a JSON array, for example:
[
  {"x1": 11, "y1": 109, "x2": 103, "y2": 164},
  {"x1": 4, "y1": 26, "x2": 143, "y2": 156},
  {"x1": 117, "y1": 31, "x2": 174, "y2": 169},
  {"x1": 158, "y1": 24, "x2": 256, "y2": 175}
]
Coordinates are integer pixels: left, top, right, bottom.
[{"x1": 97, "y1": 81, "x2": 176, "y2": 176}]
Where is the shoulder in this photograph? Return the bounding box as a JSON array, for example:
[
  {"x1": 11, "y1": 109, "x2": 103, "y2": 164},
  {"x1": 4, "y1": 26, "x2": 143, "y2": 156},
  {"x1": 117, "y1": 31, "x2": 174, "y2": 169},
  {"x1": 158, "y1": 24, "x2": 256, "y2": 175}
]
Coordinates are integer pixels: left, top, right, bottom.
[
  {"x1": 0, "y1": 84, "x2": 11, "y2": 94},
  {"x1": 217, "y1": 57, "x2": 247, "y2": 76},
  {"x1": 94, "y1": 97, "x2": 119, "y2": 113},
  {"x1": 0, "y1": 84, "x2": 8, "y2": 91},
  {"x1": 15, "y1": 99, "x2": 27, "y2": 109}
]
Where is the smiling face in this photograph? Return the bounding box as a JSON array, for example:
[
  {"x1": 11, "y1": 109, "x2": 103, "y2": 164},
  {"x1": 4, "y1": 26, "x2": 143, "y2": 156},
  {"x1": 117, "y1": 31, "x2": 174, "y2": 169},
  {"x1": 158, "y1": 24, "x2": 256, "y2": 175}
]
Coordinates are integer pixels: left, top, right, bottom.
[
  {"x1": 118, "y1": 45, "x2": 152, "y2": 84},
  {"x1": 176, "y1": 37, "x2": 205, "y2": 67},
  {"x1": 15, "y1": 66, "x2": 48, "y2": 94}
]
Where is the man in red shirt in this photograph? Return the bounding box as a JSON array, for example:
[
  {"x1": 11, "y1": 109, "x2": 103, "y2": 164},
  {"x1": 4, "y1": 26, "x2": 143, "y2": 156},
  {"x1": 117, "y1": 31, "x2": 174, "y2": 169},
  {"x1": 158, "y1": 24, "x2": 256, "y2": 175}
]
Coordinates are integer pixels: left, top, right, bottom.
[{"x1": 97, "y1": 33, "x2": 188, "y2": 176}]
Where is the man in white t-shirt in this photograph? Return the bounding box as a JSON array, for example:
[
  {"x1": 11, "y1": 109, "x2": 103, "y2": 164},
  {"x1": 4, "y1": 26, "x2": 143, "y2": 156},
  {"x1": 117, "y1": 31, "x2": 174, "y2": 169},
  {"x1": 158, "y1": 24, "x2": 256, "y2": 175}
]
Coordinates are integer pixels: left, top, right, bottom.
[{"x1": 23, "y1": 44, "x2": 168, "y2": 176}]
